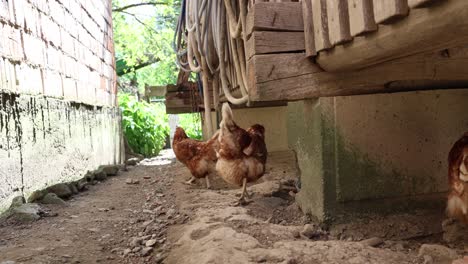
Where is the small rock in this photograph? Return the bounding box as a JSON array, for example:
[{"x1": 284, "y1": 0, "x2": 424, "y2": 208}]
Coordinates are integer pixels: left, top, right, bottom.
[
  {"x1": 7, "y1": 203, "x2": 42, "y2": 222},
  {"x1": 94, "y1": 168, "x2": 107, "y2": 181},
  {"x1": 292, "y1": 231, "x2": 301, "y2": 239},
  {"x1": 300, "y1": 224, "x2": 322, "y2": 239},
  {"x1": 27, "y1": 190, "x2": 47, "y2": 203},
  {"x1": 84, "y1": 171, "x2": 95, "y2": 182},
  {"x1": 129, "y1": 237, "x2": 143, "y2": 247},
  {"x1": 143, "y1": 176, "x2": 151, "y2": 179},
  {"x1": 75, "y1": 179, "x2": 89, "y2": 191},
  {"x1": 418, "y1": 244, "x2": 459, "y2": 264},
  {"x1": 126, "y1": 179, "x2": 139, "y2": 185},
  {"x1": 145, "y1": 239, "x2": 157, "y2": 247},
  {"x1": 68, "y1": 183, "x2": 79, "y2": 194},
  {"x1": 46, "y1": 183, "x2": 72, "y2": 199},
  {"x1": 123, "y1": 248, "x2": 132, "y2": 256},
  {"x1": 423, "y1": 255, "x2": 433, "y2": 264},
  {"x1": 98, "y1": 165, "x2": 119, "y2": 176},
  {"x1": 88, "y1": 228, "x2": 100, "y2": 233},
  {"x1": 9, "y1": 196, "x2": 25, "y2": 209},
  {"x1": 140, "y1": 247, "x2": 153, "y2": 257},
  {"x1": 132, "y1": 247, "x2": 141, "y2": 253},
  {"x1": 126, "y1": 158, "x2": 140, "y2": 166},
  {"x1": 40, "y1": 193, "x2": 66, "y2": 205},
  {"x1": 360, "y1": 237, "x2": 384, "y2": 247},
  {"x1": 442, "y1": 218, "x2": 468, "y2": 243},
  {"x1": 166, "y1": 209, "x2": 176, "y2": 218},
  {"x1": 142, "y1": 220, "x2": 153, "y2": 227}
]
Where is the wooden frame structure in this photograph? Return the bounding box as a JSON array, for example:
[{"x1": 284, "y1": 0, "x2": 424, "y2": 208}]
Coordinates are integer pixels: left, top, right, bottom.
[{"x1": 246, "y1": 0, "x2": 468, "y2": 102}]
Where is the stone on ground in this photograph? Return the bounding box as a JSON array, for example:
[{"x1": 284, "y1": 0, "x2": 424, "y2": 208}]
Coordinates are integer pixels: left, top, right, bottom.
[
  {"x1": 125, "y1": 157, "x2": 140, "y2": 166},
  {"x1": 27, "y1": 190, "x2": 47, "y2": 203},
  {"x1": 40, "y1": 193, "x2": 66, "y2": 205},
  {"x1": 98, "y1": 165, "x2": 119, "y2": 176},
  {"x1": 46, "y1": 183, "x2": 73, "y2": 199},
  {"x1": 418, "y1": 244, "x2": 459, "y2": 264},
  {"x1": 9, "y1": 196, "x2": 25, "y2": 209},
  {"x1": 7, "y1": 204, "x2": 42, "y2": 222}
]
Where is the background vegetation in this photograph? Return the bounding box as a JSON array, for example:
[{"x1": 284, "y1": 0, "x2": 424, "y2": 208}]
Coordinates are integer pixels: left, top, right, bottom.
[{"x1": 113, "y1": 0, "x2": 202, "y2": 156}]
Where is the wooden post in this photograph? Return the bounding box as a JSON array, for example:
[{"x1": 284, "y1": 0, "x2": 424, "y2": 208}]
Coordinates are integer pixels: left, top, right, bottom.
[
  {"x1": 302, "y1": 0, "x2": 317, "y2": 57},
  {"x1": 327, "y1": 0, "x2": 352, "y2": 45},
  {"x1": 373, "y1": 0, "x2": 409, "y2": 24},
  {"x1": 347, "y1": 0, "x2": 377, "y2": 36},
  {"x1": 312, "y1": 0, "x2": 331, "y2": 51}
]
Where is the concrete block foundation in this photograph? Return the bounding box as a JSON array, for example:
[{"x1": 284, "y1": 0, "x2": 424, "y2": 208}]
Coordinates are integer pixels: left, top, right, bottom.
[
  {"x1": 288, "y1": 89, "x2": 468, "y2": 222},
  {"x1": 0, "y1": 91, "x2": 123, "y2": 212}
]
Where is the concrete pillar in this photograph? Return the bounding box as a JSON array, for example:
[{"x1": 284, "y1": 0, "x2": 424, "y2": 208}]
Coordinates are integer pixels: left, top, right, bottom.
[{"x1": 288, "y1": 89, "x2": 468, "y2": 222}]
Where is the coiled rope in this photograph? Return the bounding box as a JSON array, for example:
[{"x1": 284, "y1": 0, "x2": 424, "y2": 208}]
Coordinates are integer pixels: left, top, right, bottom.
[{"x1": 173, "y1": 0, "x2": 250, "y2": 136}]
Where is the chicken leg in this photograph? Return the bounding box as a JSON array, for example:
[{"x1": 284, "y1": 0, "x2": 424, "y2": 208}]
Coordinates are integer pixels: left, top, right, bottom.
[
  {"x1": 205, "y1": 175, "x2": 212, "y2": 189},
  {"x1": 184, "y1": 176, "x2": 196, "y2": 185},
  {"x1": 233, "y1": 178, "x2": 252, "y2": 206}
]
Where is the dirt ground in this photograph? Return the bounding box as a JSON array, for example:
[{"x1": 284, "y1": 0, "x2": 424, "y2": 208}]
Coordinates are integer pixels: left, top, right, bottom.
[{"x1": 0, "y1": 150, "x2": 466, "y2": 264}]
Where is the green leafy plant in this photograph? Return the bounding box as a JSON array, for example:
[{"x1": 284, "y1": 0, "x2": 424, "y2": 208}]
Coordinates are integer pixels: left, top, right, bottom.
[
  {"x1": 119, "y1": 93, "x2": 169, "y2": 157},
  {"x1": 178, "y1": 113, "x2": 203, "y2": 140}
]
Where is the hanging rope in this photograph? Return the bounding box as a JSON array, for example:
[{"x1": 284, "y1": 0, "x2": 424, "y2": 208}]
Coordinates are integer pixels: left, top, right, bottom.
[{"x1": 173, "y1": 0, "x2": 250, "y2": 118}]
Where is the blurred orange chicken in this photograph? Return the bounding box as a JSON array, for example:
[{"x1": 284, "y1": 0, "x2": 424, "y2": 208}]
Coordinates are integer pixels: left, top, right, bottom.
[
  {"x1": 446, "y1": 132, "x2": 468, "y2": 224},
  {"x1": 172, "y1": 127, "x2": 219, "y2": 189},
  {"x1": 216, "y1": 103, "x2": 267, "y2": 205}
]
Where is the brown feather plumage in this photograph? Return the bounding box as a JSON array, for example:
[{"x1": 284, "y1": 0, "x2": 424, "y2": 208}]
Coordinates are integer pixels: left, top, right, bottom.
[
  {"x1": 446, "y1": 132, "x2": 468, "y2": 224},
  {"x1": 173, "y1": 127, "x2": 219, "y2": 179}
]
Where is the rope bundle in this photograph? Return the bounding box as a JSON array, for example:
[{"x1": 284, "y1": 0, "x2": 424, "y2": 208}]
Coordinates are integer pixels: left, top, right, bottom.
[{"x1": 173, "y1": 0, "x2": 251, "y2": 135}]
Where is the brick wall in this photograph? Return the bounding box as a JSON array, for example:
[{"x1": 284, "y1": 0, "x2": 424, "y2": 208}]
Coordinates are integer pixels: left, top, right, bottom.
[{"x1": 0, "y1": 0, "x2": 116, "y2": 106}]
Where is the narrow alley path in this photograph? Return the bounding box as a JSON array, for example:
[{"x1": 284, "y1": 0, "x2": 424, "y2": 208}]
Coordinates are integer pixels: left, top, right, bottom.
[{"x1": 0, "y1": 151, "x2": 465, "y2": 264}]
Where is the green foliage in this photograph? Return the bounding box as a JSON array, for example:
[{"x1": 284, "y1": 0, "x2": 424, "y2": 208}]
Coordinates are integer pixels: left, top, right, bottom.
[
  {"x1": 112, "y1": 0, "x2": 180, "y2": 91},
  {"x1": 119, "y1": 93, "x2": 169, "y2": 157},
  {"x1": 178, "y1": 113, "x2": 203, "y2": 140}
]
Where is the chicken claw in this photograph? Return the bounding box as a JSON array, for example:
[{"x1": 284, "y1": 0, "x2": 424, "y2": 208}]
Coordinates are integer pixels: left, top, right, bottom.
[
  {"x1": 232, "y1": 178, "x2": 252, "y2": 206},
  {"x1": 184, "y1": 177, "x2": 197, "y2": 185}
]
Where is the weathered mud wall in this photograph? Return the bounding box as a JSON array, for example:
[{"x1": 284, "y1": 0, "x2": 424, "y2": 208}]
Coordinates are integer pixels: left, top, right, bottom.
[
  {"x1": 0, "y1": 92, "x2": 122, "y2": 211},
  {"x1": 288, "y1": 89, "x2": 468, "y2": 221},
  {"x1": 0, "y1": 0, "x2": 120, "y2": 211}
]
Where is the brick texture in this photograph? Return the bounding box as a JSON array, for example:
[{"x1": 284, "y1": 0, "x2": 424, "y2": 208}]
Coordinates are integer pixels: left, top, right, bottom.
[{"x1": 0, "y1": 0, "x2": 116, "y2": 106}]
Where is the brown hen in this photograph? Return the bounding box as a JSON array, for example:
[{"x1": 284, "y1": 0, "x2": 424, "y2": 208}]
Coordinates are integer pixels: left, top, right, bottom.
[
  {"x1": 173, "y1": 127, "x2": 219, "y2": 189},
  {"x1": 216, "y1": 103, "x2": 268, "y2": 205},
  {"x1": 446, "y1": 131, "x2": 468, "y2": 224}
]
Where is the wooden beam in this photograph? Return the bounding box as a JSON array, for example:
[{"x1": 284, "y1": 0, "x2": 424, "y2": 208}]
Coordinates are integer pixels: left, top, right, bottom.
[
  {"x1": 347, "y1": 0, "x2": 377, "y2": 36},
  {"x1": 372, "y1": 0, "x2": 409, "y2": 24},
  {"x1": 316, "y1": 0, "x2": 468, "y2": 72},
  {"x1": 302, "y1": 0, "x2": 316, "y2": 57},
  {"x1": 327, "y1": 0, "x2": 352, "y2": 45},
  {"x1": 248, "y1": 45, "x2": 468, "y2": 101},
  {"x1": 144, "y1": 85, "x2": 167, "y2": 97},
  {"x1": 246, "y1": 2, "x2": 303, "y2": 37},
  {"x1": 246, "y1": 31, "x2": 305, "y2": 60},
  {"x1": 312, "y1": 0, "x2": 331, "y2": 51},
  {"x1": 409, "y1": 0, "x2": 445, "y2": 8}
]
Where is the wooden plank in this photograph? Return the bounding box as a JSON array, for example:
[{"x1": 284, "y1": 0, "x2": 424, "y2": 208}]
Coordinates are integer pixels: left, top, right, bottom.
[
  {"x1": 248, "y1": 46, "x2": 468, "y2": 101},
  {"x1": 409, "y1": 0, "x2": 445, "y2": 8},
  {"x1": 312, "y1": 0, "x2": 331, "y2": 51},
  {"x1": 144, "y1": 85, "x2": 167, "y2": 97},
  {"x1": 246, "y1": 31, "x2": 305, "y2": 60},
  {"x1": 372, "y1": 0, "x2": 409, "y2": 24},
  {"x1": 317, "y1": 0, "x2": 468, "y2": 72},
  {"x1": 327, "y1": 0, "x2": 352, "y2": 46},
  {"x1": 246, "y1": 2, "x2": 303, "y2": 37},
  {"x1": 347, "y1": 0, "x2": 377, "y2": 36},
  {"x1": 302, "y1": 0, "x2": 316, "y2": 57}
]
